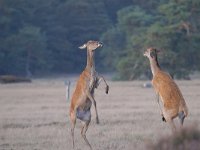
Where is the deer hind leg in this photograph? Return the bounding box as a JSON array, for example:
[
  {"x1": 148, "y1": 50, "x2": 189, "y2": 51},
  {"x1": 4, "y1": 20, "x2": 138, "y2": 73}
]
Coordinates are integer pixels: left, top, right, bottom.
[
  {"x1": 70, "y1": 111, "x2": 76, "y2": 149},
  {"x1": 178, "y1": 111, "x2": 185, "y2": 126},
  {"x1": 167, "y1": 118, "x2": 176, "y2": 133},
  {"x1": 81, "y1": 120, "x2": 92, "y2": 150},
  {"x1": 87, "y1": 92, "x2": 99, "y2": 124},
  {"x1": 163, "y1": 109, "x2": 176, "y2": 133}
]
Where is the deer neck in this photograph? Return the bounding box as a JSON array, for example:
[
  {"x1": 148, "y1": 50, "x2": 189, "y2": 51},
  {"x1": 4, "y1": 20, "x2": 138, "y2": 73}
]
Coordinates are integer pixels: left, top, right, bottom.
[
  {"x1": 149, "y1": 57, "x2": 161, "y2": 76},
  {"x1": 86, "y1": 49, "x2": 95, "y2": 73}
]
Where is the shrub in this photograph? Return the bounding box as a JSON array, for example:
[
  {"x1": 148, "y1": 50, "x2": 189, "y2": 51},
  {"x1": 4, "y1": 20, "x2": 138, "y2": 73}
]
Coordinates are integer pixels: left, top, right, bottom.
[
  {"x1": 148, "y1": 126, "x2": 200, "y2": 150},
  {"x1": 0, "y1": 75, "x2": 31, "y2": 84}
]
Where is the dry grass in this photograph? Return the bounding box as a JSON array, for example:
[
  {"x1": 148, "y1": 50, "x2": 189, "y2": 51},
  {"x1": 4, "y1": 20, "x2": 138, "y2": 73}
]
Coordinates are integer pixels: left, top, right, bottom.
[{"x1": 0, "y1": 76, "x2": 200, "y2": 150}]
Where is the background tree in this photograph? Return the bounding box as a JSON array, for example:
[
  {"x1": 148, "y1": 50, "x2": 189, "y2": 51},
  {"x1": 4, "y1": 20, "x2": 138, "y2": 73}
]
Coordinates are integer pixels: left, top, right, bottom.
[
  {"x1": 0, "y1": 0, "x2": 200, "y2": 79},
  {"x1": 102, "y1": 0, "x2": 200, "y2": 80},
  {"x1": 1, "y1": 25, "x2": 48, "y2": 76}
]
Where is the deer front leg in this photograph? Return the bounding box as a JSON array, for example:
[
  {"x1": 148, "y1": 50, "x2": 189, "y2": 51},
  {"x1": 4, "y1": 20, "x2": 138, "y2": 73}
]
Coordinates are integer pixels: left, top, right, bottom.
[
  {"x1": 97, "y1": 75, "x2": 109, "y2": 94},
  {"x1": 86, "y1": 91, "x2": 99, "y2": 124}
]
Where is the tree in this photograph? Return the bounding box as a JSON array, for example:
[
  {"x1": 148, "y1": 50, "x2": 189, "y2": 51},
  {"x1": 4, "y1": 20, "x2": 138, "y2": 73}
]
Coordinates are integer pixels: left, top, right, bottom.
[
  {"x1": 100, "y1": 5, "x2": 155, "y2": 79},
  {"x1": 100, "y1": 27, "x2": 126, "y2": 71},
  {"x1": 0, "y1": 25, "x2": 48, "y2": 76},
  {"x1": 53, "y1": 0, "x2": 112, "y2": 71},
  {"x1": 1, "y1": 0, "x2": 200, "y2": 78},
  {"x1": 103, "y1": 0, "x2": 200, "y2": 80}
]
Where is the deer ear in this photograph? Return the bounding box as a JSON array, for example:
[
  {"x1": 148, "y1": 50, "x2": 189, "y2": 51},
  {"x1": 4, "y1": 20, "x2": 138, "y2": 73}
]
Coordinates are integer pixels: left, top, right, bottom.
[{"x1": 79, "y1": 44, "x2": 87, "y2": 49}]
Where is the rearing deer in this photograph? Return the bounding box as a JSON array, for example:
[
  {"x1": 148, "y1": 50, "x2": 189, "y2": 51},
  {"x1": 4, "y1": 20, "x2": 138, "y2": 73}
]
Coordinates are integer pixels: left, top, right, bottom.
[
  {"x1": 144, "y1": 47, "x2": 188, "y2": 132},
  {"x1": 69, "y1": 40, "x2": 109, "y2": 149}
]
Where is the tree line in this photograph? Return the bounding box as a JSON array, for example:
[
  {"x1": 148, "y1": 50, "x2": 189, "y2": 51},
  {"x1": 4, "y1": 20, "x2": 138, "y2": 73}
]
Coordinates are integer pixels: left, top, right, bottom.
[{"x1": 0, "y1": 0, "x2": 200, "y2": 79}]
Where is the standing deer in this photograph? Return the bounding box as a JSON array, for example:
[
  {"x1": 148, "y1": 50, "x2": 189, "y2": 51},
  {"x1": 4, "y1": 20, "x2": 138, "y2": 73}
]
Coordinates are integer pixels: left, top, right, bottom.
[
  {"x1": 69, "y1": 40, "x2": 109, "y2": 149},
  {"x1": 144, "y1": 47, "x2": 188, "y2": 132}
]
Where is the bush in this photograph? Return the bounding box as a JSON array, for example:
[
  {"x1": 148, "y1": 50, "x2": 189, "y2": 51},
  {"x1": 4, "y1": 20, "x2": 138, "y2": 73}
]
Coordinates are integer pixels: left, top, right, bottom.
[
  {"x1": 148, "y1": 126, "x2": 200, "y2": 150},
  {"x1": 0, "y1": 75, "x2": 31, "y2": 84}
]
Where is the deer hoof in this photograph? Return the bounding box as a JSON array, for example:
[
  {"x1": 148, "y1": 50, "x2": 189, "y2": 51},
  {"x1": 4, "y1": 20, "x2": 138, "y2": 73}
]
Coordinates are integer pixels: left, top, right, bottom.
[
  {"x1": 106, "y1": 86, "x2": 109, "y2": 94},
  {"x1": 96, "y1": 118, "x2": 100, "y2": 124},
  {"x1": 162, "y1": 116, "x2": 166, "y2": 122}
]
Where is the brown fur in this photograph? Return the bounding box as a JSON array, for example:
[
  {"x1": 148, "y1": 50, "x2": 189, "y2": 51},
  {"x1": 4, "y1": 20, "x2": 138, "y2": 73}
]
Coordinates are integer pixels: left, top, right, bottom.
[
  {"x1": 69, "y1": 41, "x2": 109, "y2": 150},
  {"x1": 144, "y1": 47, "x2": 188, "y2": 132},
  {"x1": 70, "y1": 70, "x2": 92, "y2": 116},
  {"x1": 152, "y1": 70, "x2": 188, "y2": 120}
]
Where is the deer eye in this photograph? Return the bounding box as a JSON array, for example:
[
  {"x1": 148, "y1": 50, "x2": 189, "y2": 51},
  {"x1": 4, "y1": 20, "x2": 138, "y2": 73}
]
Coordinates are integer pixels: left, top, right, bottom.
[{"x1": 150, "y1": 51, "x2": 156, "y2": 58}]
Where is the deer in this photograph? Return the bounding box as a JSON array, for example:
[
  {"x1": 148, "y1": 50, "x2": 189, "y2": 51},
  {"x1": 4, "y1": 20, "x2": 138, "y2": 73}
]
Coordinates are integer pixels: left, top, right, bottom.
[
  {"x1": 69, "y1": 40, "x2": 109, "y2": 149},
  {"x1": 143, "y1": 47, "x2": 188, "y2": 132}
]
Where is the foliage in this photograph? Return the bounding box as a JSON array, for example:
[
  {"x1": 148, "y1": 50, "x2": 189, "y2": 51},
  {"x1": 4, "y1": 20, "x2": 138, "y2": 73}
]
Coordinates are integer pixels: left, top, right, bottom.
[
  {"x1": 0, "y1": 0, "x2": 112, "y2": 76},
  {"x1": 0, "y1": 25, "x2": 48, "y2": 76},
  {"x1": 100, "y1": 27, "x2": 126, "y2": 71},
  {"x1": 102, "y1": 0, "x2": 200, "y2": 80},
  {"x1": 0, "y1": 0, "x2": 200, "y2": 79},
  {"x1": 0, "y1": 75, "x2": 31, "y2": 83},
  {"x1": 148, "y1": 126, "x2": 200, "y2": 150}
]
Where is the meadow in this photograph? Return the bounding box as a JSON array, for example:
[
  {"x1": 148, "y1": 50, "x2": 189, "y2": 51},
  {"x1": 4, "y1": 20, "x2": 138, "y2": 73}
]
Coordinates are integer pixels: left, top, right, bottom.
[{"x1": 0, "y1": 76, "x2": 200, "y2": 150}]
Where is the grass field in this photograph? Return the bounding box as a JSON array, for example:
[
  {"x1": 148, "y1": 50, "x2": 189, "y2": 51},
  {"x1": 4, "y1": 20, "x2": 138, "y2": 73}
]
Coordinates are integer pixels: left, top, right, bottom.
[{"x1": 0, "y1": 76, "x2": 200, "y2": 150}]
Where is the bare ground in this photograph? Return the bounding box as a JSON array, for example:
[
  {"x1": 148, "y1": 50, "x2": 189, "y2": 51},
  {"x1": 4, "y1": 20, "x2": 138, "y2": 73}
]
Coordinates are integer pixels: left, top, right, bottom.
[{"x1": 0, "y1": 77, "x2": 200, "y2": 150}]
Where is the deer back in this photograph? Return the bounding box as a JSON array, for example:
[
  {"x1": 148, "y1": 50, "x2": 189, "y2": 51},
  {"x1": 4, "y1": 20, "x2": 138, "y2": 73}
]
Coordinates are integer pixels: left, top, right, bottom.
[{"x1": 152, "y1": 71, "x2": 184, "y2": 110}]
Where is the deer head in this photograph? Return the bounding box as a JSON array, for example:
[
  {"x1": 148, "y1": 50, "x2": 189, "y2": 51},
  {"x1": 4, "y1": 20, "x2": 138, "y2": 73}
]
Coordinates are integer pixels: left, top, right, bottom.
[
  {"x1": 143, "y1": 47, "x2": 160, "y2": 59},
  {"x1": 79, "y1": 40, "x2": 103, "y2": 51}
]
